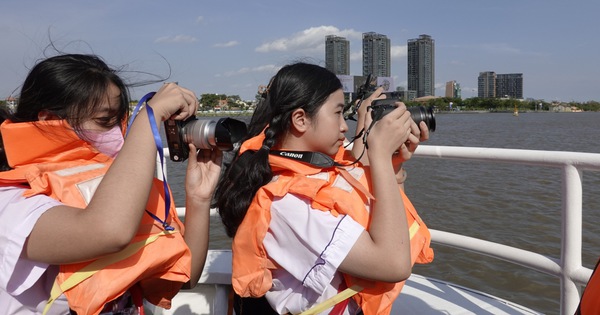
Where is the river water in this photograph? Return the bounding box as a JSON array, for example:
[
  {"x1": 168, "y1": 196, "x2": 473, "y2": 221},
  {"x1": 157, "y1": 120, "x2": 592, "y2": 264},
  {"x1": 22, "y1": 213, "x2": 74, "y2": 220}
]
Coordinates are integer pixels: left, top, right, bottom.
[{"x1": 165, "y1": 111, "x2": 600, "y2": 315}]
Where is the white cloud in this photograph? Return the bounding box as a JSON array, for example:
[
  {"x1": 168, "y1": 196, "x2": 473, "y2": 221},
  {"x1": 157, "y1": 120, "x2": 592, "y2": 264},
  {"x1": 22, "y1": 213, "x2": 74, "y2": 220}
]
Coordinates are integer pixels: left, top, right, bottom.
[
  {"x1": 350, "y1": 50, "x2": 362, "y2": 61},
  {"x1": 255, "y1": 25, "x2": 361, "y2": 53},
  {"x1": 154, "y1": 35, "x2": 198, "y2": 44},
  {"x1": 215, "y1": 64, "x2": 280, "y2": 77},
  {"x1": 196, "y1": 16, "x2": 205, "y2": 24},
  {"x1": 391, "y1": 45, "x2": 407, "y2": 59},
  {"x1": 213, "y1": 41, "x2": 240, "y2": 48}
]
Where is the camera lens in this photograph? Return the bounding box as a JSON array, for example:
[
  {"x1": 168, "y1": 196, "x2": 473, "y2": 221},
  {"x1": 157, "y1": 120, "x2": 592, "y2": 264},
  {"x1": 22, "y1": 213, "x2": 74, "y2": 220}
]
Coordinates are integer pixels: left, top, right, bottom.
[
  {"x1": 182, "y1": 119, "x2": 216, "y2": 150},
  {"x1": 408, "y1": 106, "x2": 436, "y2": 132},
  {"x1": 181, "y1": 118, "x2": 247, "y2": 151}
]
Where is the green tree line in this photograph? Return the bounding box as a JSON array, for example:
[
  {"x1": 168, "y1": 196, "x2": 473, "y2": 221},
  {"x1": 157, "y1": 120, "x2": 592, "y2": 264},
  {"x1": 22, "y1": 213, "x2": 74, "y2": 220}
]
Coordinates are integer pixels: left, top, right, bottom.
[
  {"x1": 4, "y1": 96, "x2": 600, "y2": 113},
  {"x1": 198, "y1": 93, "x2": 250, "y2": 111},
  {"x1": 404, "y1": 97, "x2": 600, "y2": 112}
]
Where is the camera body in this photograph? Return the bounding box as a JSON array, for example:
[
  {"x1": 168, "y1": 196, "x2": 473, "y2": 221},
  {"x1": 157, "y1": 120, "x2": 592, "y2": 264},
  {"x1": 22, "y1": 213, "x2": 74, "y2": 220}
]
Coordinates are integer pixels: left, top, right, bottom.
[
  {"x1": 370, "y1": 98, "x2": 436, "y2": 132},
  {"x1": 164, "y1": 116, "x2": 247, "y2": 162}
]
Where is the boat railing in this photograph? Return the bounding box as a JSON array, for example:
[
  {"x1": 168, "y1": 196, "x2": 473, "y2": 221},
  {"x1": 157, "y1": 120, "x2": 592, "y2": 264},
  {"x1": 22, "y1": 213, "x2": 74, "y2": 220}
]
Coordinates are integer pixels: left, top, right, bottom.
[
  {"x1": 158, "y1": 145, "x2": 600, "y2": 315},
  {"x1": 413, "y1": 145, "x2": 600, "y2": 315}
]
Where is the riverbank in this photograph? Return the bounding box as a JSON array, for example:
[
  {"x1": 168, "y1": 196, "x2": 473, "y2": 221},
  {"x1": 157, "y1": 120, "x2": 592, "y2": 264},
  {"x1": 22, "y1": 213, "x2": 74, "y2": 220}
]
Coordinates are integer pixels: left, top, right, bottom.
[
  {"x1": 195, "y1": 109, "x2": 595, "y2": 117},
  {"x1": 196, "y1": 110, "x2": 253, "y2": 117}
]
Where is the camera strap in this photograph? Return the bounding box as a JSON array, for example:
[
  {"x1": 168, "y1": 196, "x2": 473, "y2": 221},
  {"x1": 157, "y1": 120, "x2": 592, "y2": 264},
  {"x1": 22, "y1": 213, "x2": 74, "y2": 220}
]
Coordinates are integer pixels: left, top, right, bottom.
[
  {"x1": 270, "y1": 150, "x2": 342, "y2": 168},
  {"x1": 269, "y1": 150, "x2": 365, "y2": 169},
  {"x1": 126, "y1": 92, "x2": 174, "y2": 231}
]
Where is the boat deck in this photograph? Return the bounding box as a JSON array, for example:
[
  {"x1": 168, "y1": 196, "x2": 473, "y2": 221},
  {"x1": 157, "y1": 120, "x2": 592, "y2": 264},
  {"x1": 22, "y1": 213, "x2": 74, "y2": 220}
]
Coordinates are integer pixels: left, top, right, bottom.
[
  {"x1": 150, "y1": 145, "x2": 600, "y2": 314},
  {"x1": 149, "y1": 249, "x2": 542, "y2": 315},
  {"x1": 395, "y1": 274, "x2": 541, "y2": 314}
]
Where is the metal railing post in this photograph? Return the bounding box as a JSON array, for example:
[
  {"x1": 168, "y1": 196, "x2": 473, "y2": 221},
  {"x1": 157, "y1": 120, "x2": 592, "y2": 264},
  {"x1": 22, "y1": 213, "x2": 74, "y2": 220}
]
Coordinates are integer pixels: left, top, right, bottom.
[{"x1": 561, "y1": 164, "x2": 584, "y2": 315}]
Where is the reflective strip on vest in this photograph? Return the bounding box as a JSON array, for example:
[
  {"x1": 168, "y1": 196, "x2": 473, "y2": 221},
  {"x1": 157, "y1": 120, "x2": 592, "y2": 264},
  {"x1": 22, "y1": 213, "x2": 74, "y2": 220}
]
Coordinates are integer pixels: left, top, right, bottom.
[
  {"x1": 43, "y1": 230, "x2": 178, "y2": 315},
  {"x1": 298, "y1": 220, "x2": 422, "y2": 315},
  {"x1": 54, "y1": 163, "x2": 105, "y2": 177}
]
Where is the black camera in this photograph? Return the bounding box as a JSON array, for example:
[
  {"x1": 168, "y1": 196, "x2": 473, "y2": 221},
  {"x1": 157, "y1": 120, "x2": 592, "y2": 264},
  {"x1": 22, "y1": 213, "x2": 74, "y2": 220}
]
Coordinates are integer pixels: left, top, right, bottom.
[
  {"x1": 370, "y1": 99, "x2": 436, "y2": 132},
  {"x1": 164, "y1": 117, "x2": 247, "y2": 162}
]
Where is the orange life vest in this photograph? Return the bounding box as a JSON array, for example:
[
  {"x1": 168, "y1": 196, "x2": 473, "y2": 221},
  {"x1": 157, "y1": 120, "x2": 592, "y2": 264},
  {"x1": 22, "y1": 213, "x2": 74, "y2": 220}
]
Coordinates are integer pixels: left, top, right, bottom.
[
  {"x1": 230, "y1": 133, "x2": 434, "y2": 315},
  {"x1": 577, "y1": 258, "x2": 600, "y2": 314},
  {"x1": 0, "y1": 120, "x2": 191, "y2": 315}
]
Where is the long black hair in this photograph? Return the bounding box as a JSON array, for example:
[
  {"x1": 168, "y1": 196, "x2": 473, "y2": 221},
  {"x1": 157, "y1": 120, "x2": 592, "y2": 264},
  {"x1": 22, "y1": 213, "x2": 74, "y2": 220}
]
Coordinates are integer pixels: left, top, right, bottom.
[
  {"x1": 0, "y1": 54, "x2": 130, "y2": 170},
  {"x1": 10, "y1": 54, "x2": 129, "y2": 127},
  {"x1": 215, "y1": 62, "x2": 342, "y2": 237}
]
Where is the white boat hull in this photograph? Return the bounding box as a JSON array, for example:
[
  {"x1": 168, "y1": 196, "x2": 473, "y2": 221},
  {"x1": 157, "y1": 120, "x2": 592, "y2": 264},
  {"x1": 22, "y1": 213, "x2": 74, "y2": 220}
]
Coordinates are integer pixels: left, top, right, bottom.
[
  {"x1": 152, "y1": 144, "x2": 600, "y2": 314},
  {"x1": 148, "y1": 249, "x2": 542, "y2": 315}
]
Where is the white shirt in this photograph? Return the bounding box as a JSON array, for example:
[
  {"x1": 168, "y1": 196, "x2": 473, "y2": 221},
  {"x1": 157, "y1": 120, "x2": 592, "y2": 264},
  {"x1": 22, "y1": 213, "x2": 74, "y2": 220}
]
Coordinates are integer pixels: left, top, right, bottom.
[
  {"x1": 0, "y1": 186, "x2": 69, "y2": 314},
  {"x1": 263, "y1": 193, "x2": 365, "y2": 315}
]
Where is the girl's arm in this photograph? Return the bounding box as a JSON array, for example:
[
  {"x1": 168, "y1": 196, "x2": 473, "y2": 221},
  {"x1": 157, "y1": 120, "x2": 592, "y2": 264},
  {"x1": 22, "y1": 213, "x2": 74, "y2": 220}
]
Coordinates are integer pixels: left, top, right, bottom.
[
  {"x1": 339, "y1": 105, "x2": 414, "y2": 282},
  {"x1": 181, "y1": 144, "x2": 222, "y2": 288},
  {"x1": 392, "y1": 120, "x2": 429, "y2": 190},
  {"x1": 24, "y1": 83, "x2": 198, "y2": 265}
]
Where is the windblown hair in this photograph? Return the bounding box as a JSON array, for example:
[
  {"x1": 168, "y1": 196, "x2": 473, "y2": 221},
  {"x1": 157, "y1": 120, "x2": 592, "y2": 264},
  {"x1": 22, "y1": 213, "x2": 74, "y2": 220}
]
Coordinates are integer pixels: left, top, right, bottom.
[
  {"x1": 9, "y1": 54, "x2": 129, "y2": 128},
  {"x1": 0, "y1": 54, "x2": 130, "y2": 170},
  {"x1": 215, "y1": 62, "x2": 342, "y2": 237}
]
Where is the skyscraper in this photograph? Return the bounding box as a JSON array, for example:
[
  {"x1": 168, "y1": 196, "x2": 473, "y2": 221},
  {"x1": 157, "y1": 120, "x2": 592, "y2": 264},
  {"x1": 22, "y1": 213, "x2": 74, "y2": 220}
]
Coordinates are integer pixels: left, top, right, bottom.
[
  {"x1": 478, "y1": 71, "x2": 496, "y2": 98},
  {"x1": 407, "y1": 34, "x2": 435, "y2": 97},
  {"x1": 478, "y1": 72, "x2": 524, "y2": 99},
  {"x1": 362, "y1": 32, "x2": 390, "y2": 77},
  {"x1": 325, "y1": 35, "x2": 350, "y2": 75},
  {"x1": 496, "y1": 73, "x2": 523, "y2": 99},
  {"x1": 445, "y1": 80, "x2": 461, "y2": 98}
]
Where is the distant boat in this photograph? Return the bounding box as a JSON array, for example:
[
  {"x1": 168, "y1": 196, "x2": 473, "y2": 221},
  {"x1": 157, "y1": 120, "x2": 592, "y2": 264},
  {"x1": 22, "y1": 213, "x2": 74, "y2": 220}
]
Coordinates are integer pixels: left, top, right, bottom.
[{"x1": 513, "y1": 103, "x2": 519, "y2": 116}]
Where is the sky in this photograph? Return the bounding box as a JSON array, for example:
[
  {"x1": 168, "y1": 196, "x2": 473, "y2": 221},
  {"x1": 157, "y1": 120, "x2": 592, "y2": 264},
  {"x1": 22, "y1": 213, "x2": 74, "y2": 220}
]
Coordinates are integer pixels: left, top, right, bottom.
[{"x1": 1, "y1": 0, "x2": 599, "y2": 103}]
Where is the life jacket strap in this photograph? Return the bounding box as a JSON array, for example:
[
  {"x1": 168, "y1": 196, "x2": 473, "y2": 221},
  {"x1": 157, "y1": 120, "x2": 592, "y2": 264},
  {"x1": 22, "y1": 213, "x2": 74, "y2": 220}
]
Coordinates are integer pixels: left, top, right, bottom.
[
  {"x1": 298, "y1": 284, "x2": 363, "y2": 315},
  {"x1": 43, "y1": 230, "x2": 177, "y2": 315},
  {"x1": 297, "y1": 221, "x2": 420, "y2": 315}
]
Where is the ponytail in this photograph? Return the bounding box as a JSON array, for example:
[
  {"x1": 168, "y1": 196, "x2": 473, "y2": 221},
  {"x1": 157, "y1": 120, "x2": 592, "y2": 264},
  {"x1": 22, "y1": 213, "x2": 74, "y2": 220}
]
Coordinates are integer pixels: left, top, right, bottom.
[
  {"x1": 216, "y1": 125, "x2": 278, "y2": 237},
  {"x1": 215, "y1": 62, "x2": 342, "y2": 237}
]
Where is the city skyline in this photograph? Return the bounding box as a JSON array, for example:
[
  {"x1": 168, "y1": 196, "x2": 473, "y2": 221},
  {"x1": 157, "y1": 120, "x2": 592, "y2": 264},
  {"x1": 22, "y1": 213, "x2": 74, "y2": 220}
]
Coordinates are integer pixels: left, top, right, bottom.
[
  {"x1": 1, "y1": 1, "x2": 599, "y2": 102},
  {"x1": 362, "y1": 32, "x2": 391, "y2": 78},
  {"x1": 408, "y1": 34, "x2": 435, "y2": 98},
  {"x1": 325, "y1": 35, "x2": 350, "y2": 75}
]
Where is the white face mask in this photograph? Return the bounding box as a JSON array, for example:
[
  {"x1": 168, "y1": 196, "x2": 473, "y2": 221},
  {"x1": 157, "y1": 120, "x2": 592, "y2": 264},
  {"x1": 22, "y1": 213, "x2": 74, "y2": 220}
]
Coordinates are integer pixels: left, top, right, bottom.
[{"x1": 80, "y1": 125, "x2": 124, "y2": 158}]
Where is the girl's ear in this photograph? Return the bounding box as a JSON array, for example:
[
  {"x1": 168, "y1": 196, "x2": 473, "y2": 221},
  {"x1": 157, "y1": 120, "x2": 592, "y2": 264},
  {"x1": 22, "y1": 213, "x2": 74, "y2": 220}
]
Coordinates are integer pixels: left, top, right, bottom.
[
  {"x1": 37, "y1": 110, "x2": 61, "y2": 121},
  {"x1": 290, "y1": 108, "x2": 310, "y2": 133}
]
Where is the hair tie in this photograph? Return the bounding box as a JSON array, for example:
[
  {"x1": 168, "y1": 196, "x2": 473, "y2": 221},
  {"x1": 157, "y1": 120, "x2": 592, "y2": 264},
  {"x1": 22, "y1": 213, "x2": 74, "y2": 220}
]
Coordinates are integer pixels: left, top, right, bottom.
[
  {"x1": 261, "y1": 145, "x2": 270, "y2": 151},
  {"x1": 258, "y1": 85, "x2": 269, "y2": 99}
]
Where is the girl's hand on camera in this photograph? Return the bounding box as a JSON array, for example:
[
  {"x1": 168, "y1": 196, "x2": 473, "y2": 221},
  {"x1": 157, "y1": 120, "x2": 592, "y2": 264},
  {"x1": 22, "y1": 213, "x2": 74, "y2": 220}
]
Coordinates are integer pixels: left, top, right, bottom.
[
  {"x1": 185, "y1": 144, "x2": 223, "y2": 203},
  {"x1": 393, "y1": 120, "x2": 429, "y2": 164},
  {"x1": 357, "y1": 86, "x2": 386, "y2": 118},
  {"x1": 148, "y1": 83, "x2": 199, "y2": 122},
  {"x1": 352, "y1": 87, "x2": 389, "y2": 162},
  {"x1": 365, "y1": 103, "x2": 412, "y2": 161}
]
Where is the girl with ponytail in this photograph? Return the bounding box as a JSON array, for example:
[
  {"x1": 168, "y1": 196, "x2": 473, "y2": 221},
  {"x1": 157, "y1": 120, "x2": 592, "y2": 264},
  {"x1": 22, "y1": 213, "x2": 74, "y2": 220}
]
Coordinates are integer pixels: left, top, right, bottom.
[{"x1": 215, "y1": 62, "x2": 433, "y2": 315}]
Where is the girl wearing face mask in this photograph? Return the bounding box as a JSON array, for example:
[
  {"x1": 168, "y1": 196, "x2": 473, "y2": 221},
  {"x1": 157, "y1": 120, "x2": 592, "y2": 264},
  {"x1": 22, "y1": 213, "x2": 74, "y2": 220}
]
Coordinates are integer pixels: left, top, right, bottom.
[{"x1": 0, "y1": 54, "x2": 222, "y2": 315}]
